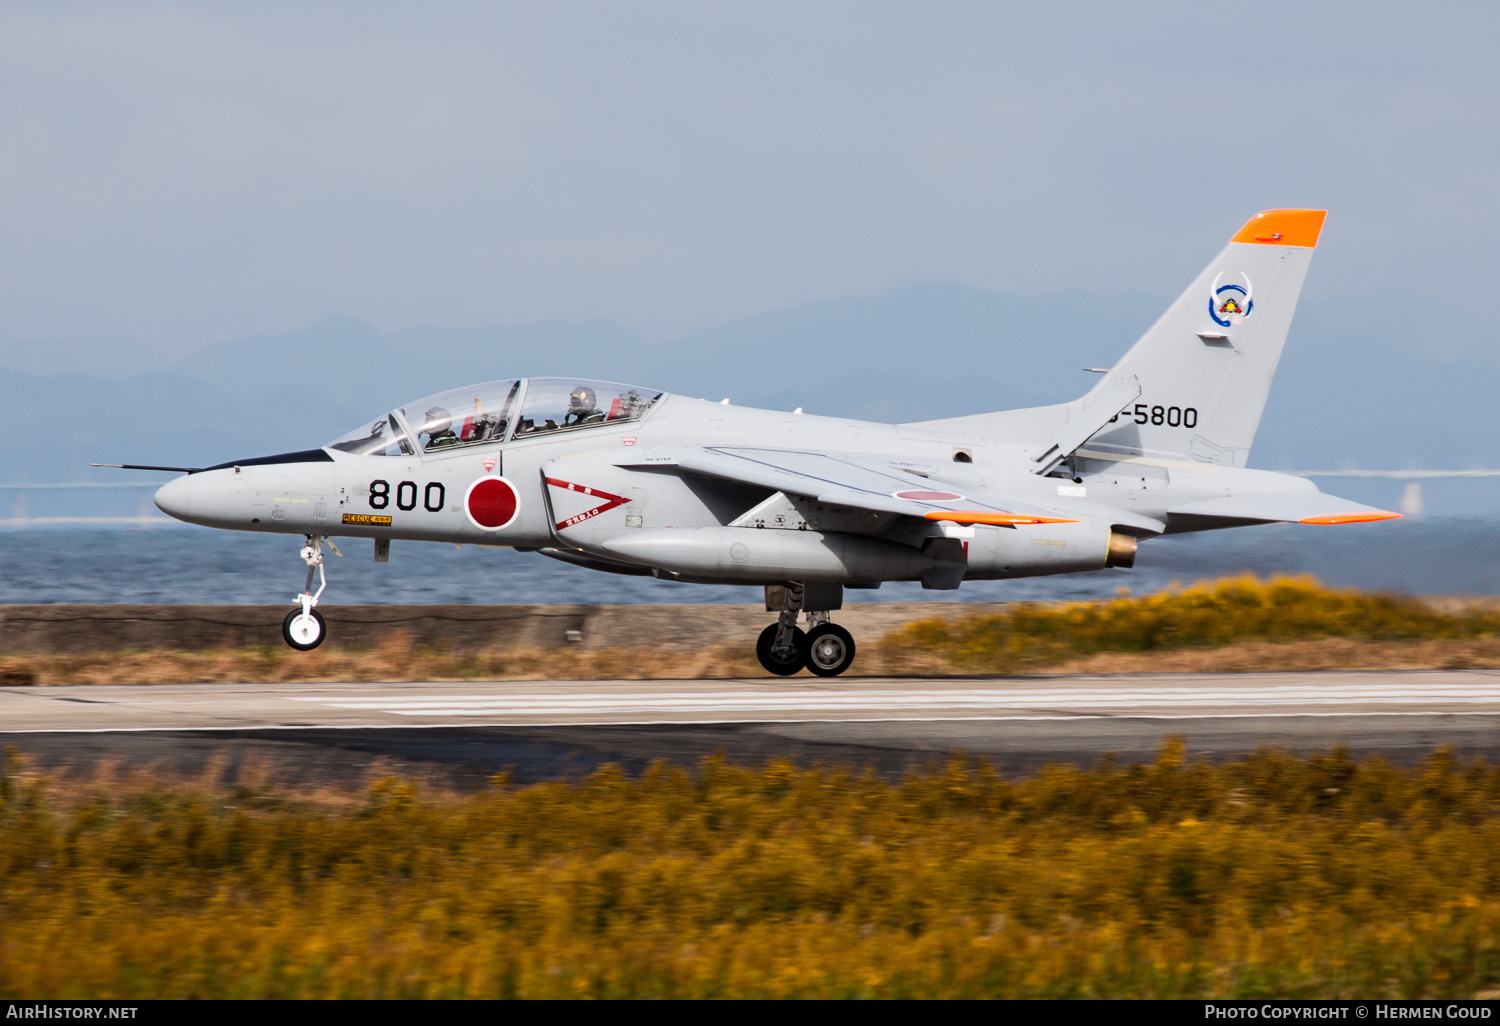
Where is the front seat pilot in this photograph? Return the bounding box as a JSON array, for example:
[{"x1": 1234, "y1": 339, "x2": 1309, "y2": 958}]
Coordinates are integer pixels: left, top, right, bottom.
[{"x1": 422, "y1": 406, "x2": 458, "y2": 449}]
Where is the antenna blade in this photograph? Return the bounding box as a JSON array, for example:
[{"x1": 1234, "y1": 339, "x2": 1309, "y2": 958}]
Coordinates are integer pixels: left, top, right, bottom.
[{"x1": 91, "y1": 463, "x2": 202, "y2": 473}]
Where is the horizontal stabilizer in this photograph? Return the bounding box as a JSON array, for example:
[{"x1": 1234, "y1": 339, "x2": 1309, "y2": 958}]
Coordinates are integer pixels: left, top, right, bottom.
[{"x1": 1168, "y1": 492, "x2": 1401, "y2": 525}]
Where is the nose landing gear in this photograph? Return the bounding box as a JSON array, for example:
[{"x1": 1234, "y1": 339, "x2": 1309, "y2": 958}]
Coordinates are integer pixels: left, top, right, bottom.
[{"x1": 282, "y1": 535, "x2": 341, "y2": 651}]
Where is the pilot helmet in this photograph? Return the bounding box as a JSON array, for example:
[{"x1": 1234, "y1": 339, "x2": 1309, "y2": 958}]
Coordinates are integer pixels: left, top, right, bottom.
[
  {"x1": 568, "y1": 386, "x2": 597, "y2": 412},
  {"x1": 424, "y1": 406, "x2": 452, "y2": 434}
]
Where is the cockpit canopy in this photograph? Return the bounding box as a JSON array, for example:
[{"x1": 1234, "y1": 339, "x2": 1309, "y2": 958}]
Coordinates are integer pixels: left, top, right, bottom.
[{"x1": 327, "y1": 378, "x2": 665, "y2": 456}]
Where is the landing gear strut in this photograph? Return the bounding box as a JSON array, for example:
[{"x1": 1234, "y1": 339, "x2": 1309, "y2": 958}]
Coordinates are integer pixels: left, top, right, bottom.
[
  {"x1": 755, "y1": 584, "x2": 856, "y2": 677},
  {"x1": 282, "y1": 534, "x2": 340, "y2": 651},
  {"x1": 755, "y1": 620, "x2": 807, "y2": 676}
]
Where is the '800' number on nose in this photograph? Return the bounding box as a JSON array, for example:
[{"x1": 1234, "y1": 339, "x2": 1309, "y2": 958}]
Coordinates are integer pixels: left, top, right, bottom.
[{"x1": 369, "y1": 479, "x2": 446, "y2": 513}]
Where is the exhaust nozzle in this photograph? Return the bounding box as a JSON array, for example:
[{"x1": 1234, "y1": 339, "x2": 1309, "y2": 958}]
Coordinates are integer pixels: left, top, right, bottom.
[{"x1": 1105, "y1": 531, "x2": 1138, "y2": 569}]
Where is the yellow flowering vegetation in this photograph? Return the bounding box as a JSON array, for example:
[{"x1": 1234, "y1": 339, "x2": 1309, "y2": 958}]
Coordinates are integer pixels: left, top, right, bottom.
[
  {"x1": 887, "y1": 575, "x2": 1500, "y2": 672},
  {"x1": 4, "y1": 743, "x2": 1500, "y2": 998}
]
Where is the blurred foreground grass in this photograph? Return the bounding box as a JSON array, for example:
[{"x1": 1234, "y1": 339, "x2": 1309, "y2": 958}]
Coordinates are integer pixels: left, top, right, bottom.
[
  {"x1": 5, "y1": 744, "x2": 1500, "y2": 998},
  {"x1": 5, "y1": 575, "x2": 1500, "y2": 684}
]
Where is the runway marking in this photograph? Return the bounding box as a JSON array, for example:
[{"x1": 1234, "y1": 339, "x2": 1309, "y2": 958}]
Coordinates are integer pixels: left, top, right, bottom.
[
  {"x1": 7, "y1": 710, "x2": 1500, "y2": 735},
  {"x1": 8, "y1": 674, "x2": 1500, "y2": 733},
  {"x1": 284, "y1": 684, "x2": 1500, "y2": 718}
]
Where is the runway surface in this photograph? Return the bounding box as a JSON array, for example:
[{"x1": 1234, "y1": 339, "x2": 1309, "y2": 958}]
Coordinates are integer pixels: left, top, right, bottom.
[{"x1": 5, "y1": 672, "x2": 1500, "y2": 783}]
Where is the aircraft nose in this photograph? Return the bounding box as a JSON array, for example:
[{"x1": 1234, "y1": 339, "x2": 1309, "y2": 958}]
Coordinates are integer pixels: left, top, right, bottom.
[{"x1": 154, "y1": 475, "x2": 192, "y2": 522}]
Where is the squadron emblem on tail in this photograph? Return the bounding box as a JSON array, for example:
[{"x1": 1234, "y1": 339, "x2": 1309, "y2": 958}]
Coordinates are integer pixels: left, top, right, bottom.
[{"x1": 1209, "y1": 271, "x2": 1254, "y2": 327}]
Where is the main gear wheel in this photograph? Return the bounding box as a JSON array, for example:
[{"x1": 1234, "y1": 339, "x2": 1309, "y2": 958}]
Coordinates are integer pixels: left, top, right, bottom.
[
  {"x1": 804, "y1": 623, "x2": 856, "y2": 677},
  {"x1": 755, "y1": 623, "x2": 807, "y2": 676}
]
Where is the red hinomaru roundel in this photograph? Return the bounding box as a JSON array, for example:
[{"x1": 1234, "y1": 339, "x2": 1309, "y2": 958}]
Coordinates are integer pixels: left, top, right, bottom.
[{"x1": 465, "y1": 476, "x2": 520, "y2": 531}]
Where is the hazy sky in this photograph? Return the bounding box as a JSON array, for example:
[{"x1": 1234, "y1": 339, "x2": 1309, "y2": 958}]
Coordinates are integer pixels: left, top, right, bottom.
[{"x1": 2, "y1": 1, "x2": 1496, "y2": 349}]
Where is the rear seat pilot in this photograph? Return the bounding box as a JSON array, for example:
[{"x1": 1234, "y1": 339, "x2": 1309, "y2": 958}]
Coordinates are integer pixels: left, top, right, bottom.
[{"x1": 565, "y1": 385, "x2": 602, "y2": 427}]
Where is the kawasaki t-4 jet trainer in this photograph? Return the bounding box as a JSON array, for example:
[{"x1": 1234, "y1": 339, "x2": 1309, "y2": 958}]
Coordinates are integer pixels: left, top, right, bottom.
[{"x1": 134, "y1": 209, "x2": 1397, "y2": 675}]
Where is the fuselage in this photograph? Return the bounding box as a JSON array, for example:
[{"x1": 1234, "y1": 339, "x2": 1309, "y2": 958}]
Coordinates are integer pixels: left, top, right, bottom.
[{"x1": 153, "y1": 379, "x2": 1318, "y2": 587}]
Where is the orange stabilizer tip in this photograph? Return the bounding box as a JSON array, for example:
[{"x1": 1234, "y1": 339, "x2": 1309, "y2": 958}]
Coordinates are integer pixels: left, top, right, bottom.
[
  {"x1": 1230, "y1": 209, "x2": 1327, "y2": 248},
  {"x1": 925, "y1": 511, "x2": 1079, "y2": 526},
  {"x1": 1298, "y1": 512, "x2": 1402, "y2": 526}
]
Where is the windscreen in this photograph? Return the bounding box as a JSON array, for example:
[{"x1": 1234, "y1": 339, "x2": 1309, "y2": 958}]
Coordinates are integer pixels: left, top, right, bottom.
[{"x1": 327, "y1": 413, "x2": 414, "y2": 456}]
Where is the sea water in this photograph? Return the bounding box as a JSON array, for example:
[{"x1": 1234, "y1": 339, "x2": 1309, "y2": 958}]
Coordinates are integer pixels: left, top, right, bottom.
[{"x1": 0, "y1": 517, "x2": 1494, "y2": 605}]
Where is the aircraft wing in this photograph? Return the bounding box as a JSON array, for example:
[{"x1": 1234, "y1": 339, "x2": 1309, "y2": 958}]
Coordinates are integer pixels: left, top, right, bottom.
[
  {"x1": 620, "y1": 446, "x2": 1079, "y2": 525},
  {"x1": 1167, "y1": 492, "x2": 1401, "y2": 525}
]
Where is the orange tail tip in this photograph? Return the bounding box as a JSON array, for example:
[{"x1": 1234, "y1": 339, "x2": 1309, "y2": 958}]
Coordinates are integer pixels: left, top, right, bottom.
[
  {"x1": 1231, "y1": 209, "x2": 1327, "y2": 248},
  {"x1": 926, "y1": 511, "x2": 1079, "y2": 526},
  {"x1": 1298, "y1": 512, "x2": 1402, "y2": 525}
]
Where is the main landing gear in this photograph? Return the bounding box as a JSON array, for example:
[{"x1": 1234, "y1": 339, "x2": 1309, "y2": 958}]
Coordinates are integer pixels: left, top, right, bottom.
[
  {"x1": 282, "y1": 534, "x2": 341, "y2": 651},
  {"x1": 755, "y1": 584, "x2": 856, "y2": 677}
]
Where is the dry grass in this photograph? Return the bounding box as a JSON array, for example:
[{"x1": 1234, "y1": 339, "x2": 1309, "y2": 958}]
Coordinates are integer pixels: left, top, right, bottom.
[
  {"x1": 0, "y1": 631, "x2": 764, "y2": 687},
  {"x1": 5, "y1": 576, "x2": 1500, "y2": 685},
  {"x1": 6, "y1": 743, "x2": 1500, "y2": 998},
  {"x1": 12, "y1": 636, "x2": 1493, "y2": 686}
]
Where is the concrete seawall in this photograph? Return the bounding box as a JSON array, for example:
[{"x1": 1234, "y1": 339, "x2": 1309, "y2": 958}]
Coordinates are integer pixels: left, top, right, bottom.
[{"x1": 0, "y1": 603, "x2": 1011, "y2": 655}]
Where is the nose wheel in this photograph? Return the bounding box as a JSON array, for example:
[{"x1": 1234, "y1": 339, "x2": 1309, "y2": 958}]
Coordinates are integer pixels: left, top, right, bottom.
[
  {"x1": 283, "y1": 535, "x2": 340, "y2": 651},
  {"x1": 282, "y1": 607, "x2": 327, "y2": 651}
]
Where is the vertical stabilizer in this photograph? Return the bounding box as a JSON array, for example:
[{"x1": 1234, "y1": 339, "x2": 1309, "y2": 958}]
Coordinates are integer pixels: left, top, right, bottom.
[{"x1": 1080, "y1": 209, "x2": 1325, "y2": 468}]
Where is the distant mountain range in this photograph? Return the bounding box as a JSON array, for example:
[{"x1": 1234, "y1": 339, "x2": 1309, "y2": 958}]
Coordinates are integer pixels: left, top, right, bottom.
[{"x1": 3, "y1": 283, "x2": 1497, "y2": 513}]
